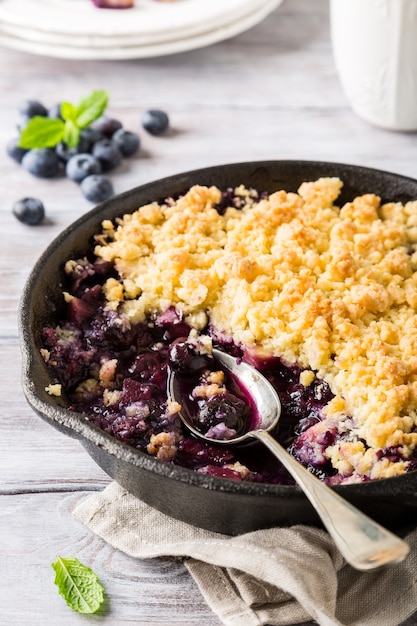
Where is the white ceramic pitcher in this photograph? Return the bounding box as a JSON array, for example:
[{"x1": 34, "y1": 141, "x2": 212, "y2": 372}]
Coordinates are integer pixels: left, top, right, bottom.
[{"x1": 330, "y1": 0, "x2": 417, "y2": 131}]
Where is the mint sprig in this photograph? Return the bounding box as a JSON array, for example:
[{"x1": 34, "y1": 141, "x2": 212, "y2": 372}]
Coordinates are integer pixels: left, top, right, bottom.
[
  {"x1": 51, "y1": 555, "x2": 105, "y2": 614},
  {"x1": 19, "y1": 90, "x2": 108, "y2": 150}
]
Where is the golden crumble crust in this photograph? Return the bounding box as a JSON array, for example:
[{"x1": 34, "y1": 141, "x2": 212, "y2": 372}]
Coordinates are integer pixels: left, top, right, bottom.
[{"x1": 94, "y1": 178, "x2": 417, "y2": 481}]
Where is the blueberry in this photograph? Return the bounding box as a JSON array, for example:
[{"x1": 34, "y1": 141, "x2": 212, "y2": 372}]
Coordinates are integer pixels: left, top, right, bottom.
[
  {"x1": 141, "y1": 109, "x2": 169, "y2": 135},
  {"x1": 91, "y1": 115, "x2": 123, "y2": 138},
  {"x1": 92, "y1": 139, "x2": 123, "y2": 171},
  {"x1": 66, "y1": 153, "x2": 102, "y2": 183},
  {"x1": 12, "y1": 197, "x2": 45, "y2": 225},
  {"x1": 80, "y1": 174, "x2": 114, "y2": 203},
  {"x1": 79, "y1": 127, "x2": 105, "y2": 151},
  {"x1": 55, "y1": 143, "x2": 78, "y2": 163},
  {"x1": 197, "y1": 393, "x2": 244, "y2": 431},
  {"x1": 112, "y1": 128, "x2": 140, "y2": 157},
  {"x1": 18, "y1": 99, "x2": 48, "y2": 119},
  {"x1": 6, "y1": 137, "x2": 28, "y2": 163},
  {"x1": 22, "y1": 148, "x2": 60, "y2": 178},
  {"x1": 167, "y1": 340, "x2": 213, "y2": 375},
  {"x1": 55, "y1": 134, "x2": 91, "y2": 163}
]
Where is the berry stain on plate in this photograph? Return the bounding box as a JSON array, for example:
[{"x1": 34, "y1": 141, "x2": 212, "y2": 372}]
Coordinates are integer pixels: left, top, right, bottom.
[{"x1": 90, "y1": 0, "x2": 175, "y2": 7}]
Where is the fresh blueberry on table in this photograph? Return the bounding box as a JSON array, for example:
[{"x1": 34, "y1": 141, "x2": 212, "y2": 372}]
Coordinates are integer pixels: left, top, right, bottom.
[
  {"x1": 18, "y1": 99, "x2": 48, "y2": 119},
  {"x1": 66, "y1": 153, "x2": 102, "y2": 183},
  {"x1": 91, "y1": 115, "x2": 123, "y2": 137},
  {"x1": 141, "y1": 109, "x2": 169, "y2": 135},
  {"x1": 6, "y1": 137, "x2": 28, "y2": 163},
  {"x1": 21, "y1": 148, "x2": 60, "y2": 178},
  {"x1": 112, "y1": 128, "x2": 140, "y2": 157},
  {"x1": 79, "y1": 127, "x2": 105, "y2": 151},
  {"x1": 92, "y1": 138, "x2": 123, "y2": 171},
  {"x1": 80, "y1": 174, "x2": 114, "y2": 203},
  {"x1": 12, "y1": 197, "x2": 45, "y2": 225},
  {"x1": 55, "y1": 134, "x2": 91, "y2": 163}
]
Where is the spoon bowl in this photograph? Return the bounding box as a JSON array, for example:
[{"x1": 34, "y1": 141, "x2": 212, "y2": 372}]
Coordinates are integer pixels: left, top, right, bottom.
[
  {"x1": 168, "y1": 349, "x2": 282, "y2": 445},
  {"x1": 168, "y1": 348, "x2": 410, "y2": 571}
]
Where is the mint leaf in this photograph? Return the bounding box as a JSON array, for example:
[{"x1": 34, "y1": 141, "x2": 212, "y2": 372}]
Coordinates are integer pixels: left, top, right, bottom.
[
  {"x1": 63, "y1": 120, "x2": 81, "y2": 149},
  {"x1": 75, "y1": 90, "x2": 108, "y2": 129},
  {"x1": 18, "y1": 117, "x2": 65, "y2": 149},
  {"x1": 51, "y1": 556, "x2": 105, "y2": 614},
  {"x1": 60, "y1": 101, "x2": 77, "y2": 122},
  {"x1": 17, "y1": 90, "x2": 109, "y2": 150}
]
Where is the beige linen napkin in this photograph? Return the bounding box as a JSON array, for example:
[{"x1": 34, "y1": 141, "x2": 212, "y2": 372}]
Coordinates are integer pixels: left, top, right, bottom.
[{"x1": 73, "y1": 482, "x2": 417, "y2": 626}]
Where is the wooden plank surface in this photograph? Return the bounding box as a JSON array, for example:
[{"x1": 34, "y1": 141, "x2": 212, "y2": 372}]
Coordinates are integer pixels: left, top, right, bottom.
[{"x1": 1, "y1": 0, "x2": 417, "y2": 623}]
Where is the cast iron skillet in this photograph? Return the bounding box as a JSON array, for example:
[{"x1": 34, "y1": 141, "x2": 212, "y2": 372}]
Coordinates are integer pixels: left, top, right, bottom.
[{"x1": 19, "y1": 160, "x2": 417, "y2": 535}]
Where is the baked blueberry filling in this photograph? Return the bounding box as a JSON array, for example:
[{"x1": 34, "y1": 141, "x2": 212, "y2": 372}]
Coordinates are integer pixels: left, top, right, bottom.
[{"x1": 40, "y1": 181, "x2": 417, "y2": 484}]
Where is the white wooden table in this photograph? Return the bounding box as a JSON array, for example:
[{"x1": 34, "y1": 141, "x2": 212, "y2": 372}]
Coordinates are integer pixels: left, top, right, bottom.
[{"x1": 1, "y1": 1, "x2": 417, "y2": 624}]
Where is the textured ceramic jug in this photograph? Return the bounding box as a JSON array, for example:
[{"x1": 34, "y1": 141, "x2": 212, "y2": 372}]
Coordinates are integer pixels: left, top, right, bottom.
[{"x1": 330, "y1": 0, "x2": 417, "y2": 131}]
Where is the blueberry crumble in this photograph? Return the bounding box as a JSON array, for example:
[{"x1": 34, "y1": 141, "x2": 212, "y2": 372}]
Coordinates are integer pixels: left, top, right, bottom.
[{"x1": 41, "y1": 179, "x2": 417, "y2": 484}]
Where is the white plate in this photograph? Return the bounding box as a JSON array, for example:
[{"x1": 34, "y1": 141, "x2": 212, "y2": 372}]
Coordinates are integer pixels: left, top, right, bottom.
[
  {"x1": 0, "y1": 0, "x2": 273, "y2": 47},
  {"x1": 0, "y1": 0, "x2": 269, "y2": 38},
  {"x1": 0, "y1": 0, "x2": 282, "y2": 59}
]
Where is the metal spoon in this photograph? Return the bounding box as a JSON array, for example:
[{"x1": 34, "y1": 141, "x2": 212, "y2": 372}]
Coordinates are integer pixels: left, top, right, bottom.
[{"x1": 167, "y1": 348, "x2": 409, "y2": 571}]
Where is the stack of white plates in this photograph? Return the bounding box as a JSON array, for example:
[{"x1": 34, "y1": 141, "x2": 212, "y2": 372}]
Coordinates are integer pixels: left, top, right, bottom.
[{"x1": 0, "y1": 0, "x2": 283, "y2": 60}]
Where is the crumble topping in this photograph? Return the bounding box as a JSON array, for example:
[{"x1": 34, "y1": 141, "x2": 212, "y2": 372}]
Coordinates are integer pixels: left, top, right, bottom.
[
  {"x1": 92, "y1": 178, "x2": 417, "y2": 481},
  {"x1": 147, "y1": 431, "x2": 177, "y2": 461},
  {"x1": 45, "y1": 383, "x2": 62, "y2": 397}
]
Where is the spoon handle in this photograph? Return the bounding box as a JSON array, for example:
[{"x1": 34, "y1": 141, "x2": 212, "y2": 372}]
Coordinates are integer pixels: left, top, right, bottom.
[{"x1": 252, "y1": 430, "x2": 410, "y2": 571}]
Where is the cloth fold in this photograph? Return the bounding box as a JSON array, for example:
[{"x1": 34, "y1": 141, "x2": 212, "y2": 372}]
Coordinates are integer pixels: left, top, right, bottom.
[{"x1": 73, "y1": 482, "x2": 417, "y2": 626}]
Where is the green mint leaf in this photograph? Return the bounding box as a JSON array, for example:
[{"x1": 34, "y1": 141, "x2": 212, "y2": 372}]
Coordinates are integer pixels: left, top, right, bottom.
[
  {"x1": 63, "y1": 120, "x2": 80, "y2": 149},
  {"x1": 51, "y1": 556, "x2": 105, "y2": 614},
  {"x1": 75, "y1": 90, "x2": 109, "y2": 129},
  {"x1": 60, "y1": 101, "x2": 77, "y2": 122},
  {"x1": 17, "y1": 90, "x2": 109, "y2": 150},
  {"x1": 18, "y1": 116, "x2": 65, "y2": 149}
]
